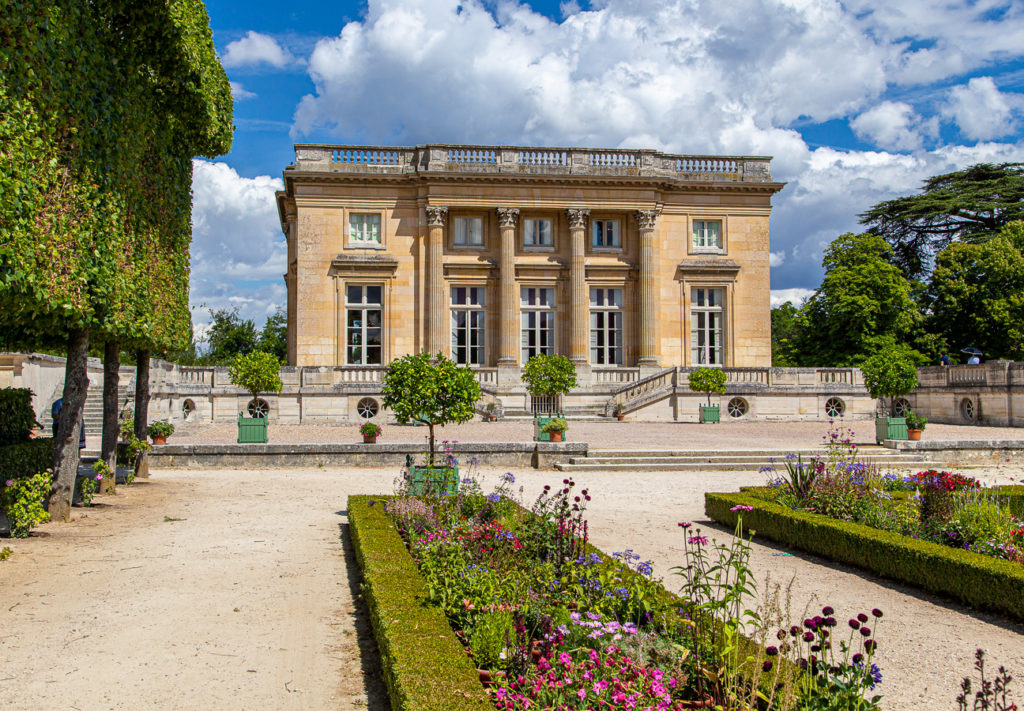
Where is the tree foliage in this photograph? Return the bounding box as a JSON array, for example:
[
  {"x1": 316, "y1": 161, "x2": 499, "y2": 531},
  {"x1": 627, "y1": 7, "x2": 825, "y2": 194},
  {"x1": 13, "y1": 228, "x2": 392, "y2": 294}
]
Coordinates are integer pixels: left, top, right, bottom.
[
  {"x1": 793, "y1": 233, "x2": 919, "y2": 366},
  {"x1": 205, "y1": 309, "x2": 258, "y2": 365},
  {"x1": 927, "y1": 221, "x2": 1024, "y2": 360},
  {"x1": 770, "y1": 302, "x2": 801, "y2": 367},
  {"x1": 381, "y1": 352, "x2": 480, "y2": 465},
  {"x1": 521, "y1": 355, "x2": 578, "y2": 399},
  {"x1": 859, "y1": 163, "x2": 1024, "y2": 278},
  {"x1": 0, "y1": 1, "x2": 233, "y2": 351},
  {"x1": 228, "y1": 351, "x2": 283, "y2": 404},
  {"x1": 258, "y1": 309, "x2": 288, "y2": 363},
  {"x1": 859, "y1": 345, "x2": 920, "y2": 416},
  {"x1": 687, "y1": 367, "x2": 727, "y2": 406}
]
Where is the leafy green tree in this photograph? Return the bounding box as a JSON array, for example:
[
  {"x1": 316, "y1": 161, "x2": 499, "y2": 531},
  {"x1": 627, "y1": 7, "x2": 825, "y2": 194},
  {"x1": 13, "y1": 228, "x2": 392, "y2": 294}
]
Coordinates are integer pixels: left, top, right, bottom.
[
  {"x1": 793, "y1": 233, "x2": 920, "y2": 366},
  {"x1": 0, "y1": 1, "x2": 232, "y2": 519},
  {"x1": 770, "y1": 302, "x2": 802, "y2": 366},
  {"x1": 688, "y1": 367, "x2": 727, "y2": 406},
  {"x1": 928, "y1": 221, "x2": 1024, "y2": 360},
  {"x1": 860, "y1": 163, "x2": 1024, "y2": 278},
  {"x1": 381, "y1": 352, "x2": 480, "y2": 466},
  {"x1": 205, "y1": 309, "x2": 258, "y2": 365},
  {"x1": 859, "y1": 344, "x2": 921, "y2": 416},
  {"x1": 257, "y1": 309, "x2": 288, "y2": 363},
  {"x1": 228, "y1": 352, "x2": 283, "y2": 417},
  {"x1": 520, "y1": 354, "x2": 578, "y2": 414}
]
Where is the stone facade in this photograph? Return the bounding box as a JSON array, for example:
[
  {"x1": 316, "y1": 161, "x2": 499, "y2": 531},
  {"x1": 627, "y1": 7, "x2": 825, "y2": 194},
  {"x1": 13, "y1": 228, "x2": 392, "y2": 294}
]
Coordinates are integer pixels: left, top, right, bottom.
[
  {"x1": 909, "y1": 362, "x2": 1024, "y2": 427},
  {"x1": 275, "y1": 144, "x2": 785, "y2": 374}
]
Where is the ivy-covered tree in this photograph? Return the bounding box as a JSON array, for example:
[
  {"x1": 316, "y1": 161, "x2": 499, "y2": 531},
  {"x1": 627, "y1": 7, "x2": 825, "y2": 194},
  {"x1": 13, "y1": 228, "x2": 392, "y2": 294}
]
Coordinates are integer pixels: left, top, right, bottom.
[
  {"x1": 0, "y1": 1, "x2": 233, "y2": 519},
  {"x1": 928, "y1": 221, "x2": 1024, "y2": 360},
  {"x1": 859, "y1": 163, "x2": 1024, "y2": 278},
  {"x1": 793, "y1": 233, "x2": 920, "y2": 366}
]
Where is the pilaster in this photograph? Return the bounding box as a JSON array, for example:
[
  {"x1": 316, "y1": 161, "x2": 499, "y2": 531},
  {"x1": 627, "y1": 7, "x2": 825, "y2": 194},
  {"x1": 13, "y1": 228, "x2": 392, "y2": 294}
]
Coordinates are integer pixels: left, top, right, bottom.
[
  {"x1": 496, "y1": 207, "x2": 520, "y2": 384},
  {"x1": 636, "y1": 208, "x2": 662, "y2": 369},
  {"x1": 567, "y1": 208, "x2": 590, "y2": 371},
  {"x1": 425, "y1": 205, "x2": 448, "y2": 355}
]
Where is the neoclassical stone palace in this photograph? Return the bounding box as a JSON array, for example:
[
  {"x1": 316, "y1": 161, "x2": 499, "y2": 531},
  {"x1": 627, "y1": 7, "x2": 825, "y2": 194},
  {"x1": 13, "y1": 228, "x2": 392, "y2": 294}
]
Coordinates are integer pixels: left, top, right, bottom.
[{"x1": 276, "y1": 144, "x2": 784, "y2": 381}]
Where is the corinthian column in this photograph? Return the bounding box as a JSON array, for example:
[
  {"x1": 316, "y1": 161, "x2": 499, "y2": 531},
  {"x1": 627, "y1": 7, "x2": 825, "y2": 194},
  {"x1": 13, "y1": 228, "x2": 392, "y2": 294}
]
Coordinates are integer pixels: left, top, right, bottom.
[
  {"x1": 567, "y1": 208, "x2": 590, "y2": 366},
  {"x1": 636, "y1": 209, "x2": 661, "y2": 368},
  {"x1": 496, "y1": 208, "x2": 520, "y2": 368},
  {"x1": 425, "y1": 205, "x2": 448, "y2": 355}
]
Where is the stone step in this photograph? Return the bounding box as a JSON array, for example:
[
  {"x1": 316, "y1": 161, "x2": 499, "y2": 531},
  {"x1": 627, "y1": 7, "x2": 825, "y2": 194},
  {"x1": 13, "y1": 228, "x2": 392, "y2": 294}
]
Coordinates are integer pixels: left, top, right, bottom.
[
  {"x1": 585, "y1": 448, "x2": 908, "y2": 459},
  {"x1": 569, "y1": 455, "x2": 936, "y2": 465},
  {"x1": 554, "y1": 459, "x2": 944, "y2": 472}
]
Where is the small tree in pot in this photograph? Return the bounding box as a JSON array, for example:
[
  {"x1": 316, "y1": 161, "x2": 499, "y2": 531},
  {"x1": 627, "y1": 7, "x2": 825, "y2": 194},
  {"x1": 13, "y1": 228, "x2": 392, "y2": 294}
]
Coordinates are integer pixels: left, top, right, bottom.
[
  {"x1": 688, "y1": 367, "x2": 727, "y2": 423},
  {"x1": 859, "y1": 344, "x2": 921, "y2": 442},
  {"x1": 382, "y1": 352, "x2": 480, "y2": 492},
  {"x1": 522, "y1": 354, "x2": 577, "y2": 440},
  {"x1": 228, "y1": 351, "x2": 283, "y2": 444}
]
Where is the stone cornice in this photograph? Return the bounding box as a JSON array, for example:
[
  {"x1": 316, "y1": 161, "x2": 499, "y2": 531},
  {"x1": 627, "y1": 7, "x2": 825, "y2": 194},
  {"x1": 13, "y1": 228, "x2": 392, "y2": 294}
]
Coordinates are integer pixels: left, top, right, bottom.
[{"x1": 676, "y1": 258, "x2": 742, "y2": 275}]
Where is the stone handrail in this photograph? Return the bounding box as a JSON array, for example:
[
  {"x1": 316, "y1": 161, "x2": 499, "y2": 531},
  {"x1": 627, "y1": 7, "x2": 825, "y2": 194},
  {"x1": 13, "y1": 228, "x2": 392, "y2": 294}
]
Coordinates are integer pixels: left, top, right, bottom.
[
  {"x1": 473, "y1": 368, "x2": 498, "y2": 385},
  {"x1": 817, "y1": 368, "x2": 854, "y2": 385},
  {"x1": 723, "y1": 367, "x2": 769, "y2": 385},
  {"x1": 292, "y1": 143, "x2": 774, "y2": 182},
  {"x1": 607, "y1": 367, "x2": 676, "y2": 414},
  {"x1": 949, "y1": 365, "x2": 987, "y2": 386},
  {"x1": 593, "y1": 367, "x2": 640, "y2": 384}
]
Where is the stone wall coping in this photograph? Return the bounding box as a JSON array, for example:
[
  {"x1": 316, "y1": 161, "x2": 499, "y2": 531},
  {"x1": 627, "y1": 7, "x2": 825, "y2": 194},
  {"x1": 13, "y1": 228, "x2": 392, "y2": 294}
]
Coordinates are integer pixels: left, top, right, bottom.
[
  {"x1": 151, "y1": 441, "x2": 587, "y2": 456},
  {"x1": 885, "y1": 439, "x2": 1024, "y2": 451}
]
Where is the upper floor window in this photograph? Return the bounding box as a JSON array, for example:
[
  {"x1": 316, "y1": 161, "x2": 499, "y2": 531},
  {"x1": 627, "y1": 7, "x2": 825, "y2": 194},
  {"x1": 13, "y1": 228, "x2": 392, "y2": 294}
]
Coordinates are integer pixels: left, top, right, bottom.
[
  {"x1": 592, "y1": 220, "x2": 621, "y2": 249},
  {"x1": 350, "y1": 213, "x2": 381, "y2": 244},
  {"x1": 523, "y1": 218, "x2": 553, "y2": 247},
  {"x1": 453, "y1": 216, "x2": 484, "y2": 246},
  {"x1": 692, "y1": 220, "x2": 722, "y2": 250}
]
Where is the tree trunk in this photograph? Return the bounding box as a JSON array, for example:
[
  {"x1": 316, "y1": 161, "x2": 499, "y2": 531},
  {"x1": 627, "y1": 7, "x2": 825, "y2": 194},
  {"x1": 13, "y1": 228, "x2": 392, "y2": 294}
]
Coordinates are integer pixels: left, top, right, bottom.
[
  {"x1": 48, "y1": 328, "x2": 90, "y2": 521},
  {"x1": 134, "y1": 349, "x2": 150, "y2": 441},
  {"x1": 427, "y1": 423, "x2": 435, "y2": 469},
  {"x1": 100, "y1": 340, "x2": 120, "y2": 494}
]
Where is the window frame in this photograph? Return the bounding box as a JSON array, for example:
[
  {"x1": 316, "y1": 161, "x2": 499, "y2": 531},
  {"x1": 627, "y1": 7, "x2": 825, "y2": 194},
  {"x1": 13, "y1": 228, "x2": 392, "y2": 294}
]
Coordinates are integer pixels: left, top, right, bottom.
[
  {"x1": 450, "y1": 285, "x2": 487, "y2": 366},
  {"x1": 522, "y1": 217, "x2": 555, "y2": 252},
  {"x1": 591, "y1": 218, "x2": 622, "y2": 252},
  {"x1": 589, "y1": 287, "x2": 624, "y2": 365},
  {"x1": 344, "y1": 283, "x2": 384, "y2": 365},
  {"x1": 520, "y1": 286, "x2": 556, "y2": 361},
  {"x1": 690, "y1": 286, "x2": 725, "y2": 366},
  {"x1": 451, "y1": 214, "x2": 486, "y2": 250},
  {"x1": 689, "y1": 217, "x2": 727, "y2": 254},
  {"x1": 345, "y1": 210, "x2": 386, "y2": 250}
]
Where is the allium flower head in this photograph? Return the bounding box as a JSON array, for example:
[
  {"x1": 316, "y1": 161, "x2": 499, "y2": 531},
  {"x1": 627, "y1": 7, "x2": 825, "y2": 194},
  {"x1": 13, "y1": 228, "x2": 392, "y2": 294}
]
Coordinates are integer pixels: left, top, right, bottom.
[
  {"x1": 872, "y1": 608, "x2": 883, "y2": 618},
  {"x1": 678, "y1": 522, "x2": 692, "y2": 529},
  {"x1": 857, "y1": 613, "x2": 869, "y2": 623},
  {"x1": 821, "y1": 606, "x2": 834, "y2": 615}
]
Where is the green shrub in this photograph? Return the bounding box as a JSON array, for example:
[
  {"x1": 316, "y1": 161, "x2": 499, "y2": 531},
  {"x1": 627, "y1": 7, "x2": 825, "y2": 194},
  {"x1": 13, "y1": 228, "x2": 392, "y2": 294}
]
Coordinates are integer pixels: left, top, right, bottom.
[
  {"x1": 688, "y1": 367, "x2": 727, "y2": 406},
  {"x1": 705, "y1": 492, "x2": 1024, "y2": 622},
  {"x1": 904, "y1": 410, "x2": 928, "y2": 430},
  {"x1": 348, "y1": 495, "x2": 492, "y2": 711},
  {"x1": 1, "y1": 471, "x2": 51, "y2": 537},
  {"x1": 945, "y1": 496, "x2": 1017, "y2": 546},
  {"x1": 0, "y1": 438, "x2": 54, "y2": 482},
  {"x1": 467, "y1": 611, "x2": 515, "y2": 671},
  {"x1": 228, "y1": 351, "x2": 284, "y2": 407},
  {"x1": 521, "y1": 354, "x2": 577, "y2": 400},
  {"x1": 539, "y1": 417, "x2": 568, "y2": 434},
  {"x1": 146, "y1": 420, "x2": 175, "y2": 438},
  {"x1": 0, "y1": 388, "x2": 36, "y2": 446},
  {"x1": 77, "y1": 467, "x2": 102, "y2": 507},
  {"x1": 859, "y1": 345, "x2": 919, "y2": 415}
]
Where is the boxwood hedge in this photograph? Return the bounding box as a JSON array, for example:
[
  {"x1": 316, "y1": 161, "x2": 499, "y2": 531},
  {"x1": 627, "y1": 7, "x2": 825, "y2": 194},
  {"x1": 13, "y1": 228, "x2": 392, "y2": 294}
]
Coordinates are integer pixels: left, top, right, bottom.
[
  {"x1": 705, "y1": 491, "x2": 1024, "y2": 622},
  {"x1": 0, "y1": 438, "x2": 54, "y2": 481}
]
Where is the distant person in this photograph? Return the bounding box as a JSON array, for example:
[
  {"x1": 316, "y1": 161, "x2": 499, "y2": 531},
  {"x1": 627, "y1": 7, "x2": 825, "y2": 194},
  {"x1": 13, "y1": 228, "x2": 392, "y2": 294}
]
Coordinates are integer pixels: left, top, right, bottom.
[
  {"x1": 50, "y1": 398, "x2": 86, "y2": 449},
  {"x1": 968, "y1": 354, "x2": 981, "y2": 365},
  {"x1": 939, "y1": 352, "x2": 951, "y2": 366}
]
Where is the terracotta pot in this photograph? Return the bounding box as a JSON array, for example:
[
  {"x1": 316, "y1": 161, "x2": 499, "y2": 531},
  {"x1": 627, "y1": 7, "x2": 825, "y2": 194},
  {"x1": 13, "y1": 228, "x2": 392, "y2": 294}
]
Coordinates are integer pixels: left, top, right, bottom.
[
  {"x1": 908, "y1": 429, "x2": 922, "y2": 441},
  {"x1": 549, "y1": 430, "x2": 563, "y2": 442},
  {"x1": 151, "y1": 435, "x2": 167, "y2": 446},
  {"x1": 487, "y1": 414, "x2": 497, "y2": 422},
  {"x1": 616, "y1": 413, "x2": 625, "y2": 421},
  {"x1": 362, "y1": 434, "x2": 377, "y2": 444}
]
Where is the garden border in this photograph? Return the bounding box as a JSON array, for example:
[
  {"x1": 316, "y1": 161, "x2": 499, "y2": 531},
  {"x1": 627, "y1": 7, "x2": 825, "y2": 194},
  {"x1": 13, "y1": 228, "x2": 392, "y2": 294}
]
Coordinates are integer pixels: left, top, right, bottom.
[{"x1": 705, "y1": 491, "x2": 1024, "y2": 622}]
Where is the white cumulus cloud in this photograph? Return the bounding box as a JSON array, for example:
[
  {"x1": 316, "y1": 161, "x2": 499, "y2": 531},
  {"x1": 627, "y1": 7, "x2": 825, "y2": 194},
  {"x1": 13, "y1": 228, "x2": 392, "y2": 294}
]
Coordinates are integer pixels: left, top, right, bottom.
[
  {"x1": 770, "y1": 288, "x2": 814, "y2": 308},
  {"x1": 944, "y1": 77, "x2": 1022, "y2": 141},
  {"x1": 769, "y1": 251, "x2": 786, "y2": 267},
  {"x1": 190, "y1": 160, "x2": 286, "y2": 330},
  {"x1": 850, "y1": 101, "x2": 936, "y2": 152},
  {"x1": 222, "y1": 31, "x2": 298, "y2": 70},
  {"x1": 229, "y1": 81, "x2": 256, "y2": 100}
]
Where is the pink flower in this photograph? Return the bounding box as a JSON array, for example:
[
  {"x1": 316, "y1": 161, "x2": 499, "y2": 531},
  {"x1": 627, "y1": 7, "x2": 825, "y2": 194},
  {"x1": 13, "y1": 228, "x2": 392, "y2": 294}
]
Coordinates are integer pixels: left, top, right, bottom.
[
  {"x1": 95, "y1": 473, "x2": 103, "y2": 480},
  {"x1": 559, "y1": 651, "x2": 572, "y2": 666},
  {"x1": 577, "y1": 688, "x2": 587, "y2": 700},
  {"x1": 4, "y1": 480, "x2": 12, "y2": 487},
  {"x1": 730, "y1": 504, "x2": 753, "y2": 512},
  {"x1": 687, "y1": 535, "x2": 709, "y2": 545},
  {"x1": 678, "y1": 522, "x2": 692, "y2": 529}
]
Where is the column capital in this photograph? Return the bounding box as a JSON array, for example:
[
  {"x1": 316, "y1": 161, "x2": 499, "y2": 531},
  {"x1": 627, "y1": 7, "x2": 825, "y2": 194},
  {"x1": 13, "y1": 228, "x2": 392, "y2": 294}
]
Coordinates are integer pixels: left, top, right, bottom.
[
  {"x1": 425, "y1": 205, "x2": 448, "y2": 226},
  {"x1": 566, "y1": 208, "x2": 590, "y2": 230},
  {"x1": 635, "y1": 208, "x2": 661, "y2": 231},
  {"x1": 496, "y1": 207, "x2": 520, "y2": 227}
]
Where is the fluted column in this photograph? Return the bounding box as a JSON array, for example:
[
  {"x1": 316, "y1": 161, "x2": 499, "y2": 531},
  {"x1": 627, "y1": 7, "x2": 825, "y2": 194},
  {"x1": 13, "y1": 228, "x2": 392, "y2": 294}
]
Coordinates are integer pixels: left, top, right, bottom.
[
  {"x1": 425, "y1": 205, "x2": 448, "y2": 355},
  {"x1": 496, "y1": 207, "x2": 520, "y2": 367},
  {"x1": 567, "y1": 208, "x2": 590, "y2": 366},
  {"x1": 636, "y1": 209, "x2": 661, "y2": 368}
]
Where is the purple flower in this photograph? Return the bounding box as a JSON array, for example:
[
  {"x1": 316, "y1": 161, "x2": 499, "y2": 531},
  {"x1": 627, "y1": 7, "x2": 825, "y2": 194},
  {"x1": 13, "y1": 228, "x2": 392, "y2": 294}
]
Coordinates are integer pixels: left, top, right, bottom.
[
  {"x1": 731, "y1": 504, "x2": 754, "y2": 512},
  {"x1": 860, "y1": 626, "x2": 871, "y2": 637},
  {"x1": 857, "y1": 613, "x2": 869, "y2": 623},
  {"x1": 872, "y1": 608, "x2": 883, "y2": 618},
  {"x1": 678, "y1": 522, "x2": 692, "y2": 529},
  {"x1": 863, "y1": 639, "x2": 877, "y2": 652},
  {"x1": 821, "y1": 606, "x2": 834, "y2": 616},
  {"x1": 765, "y1": 646, "x2": 778, "y2": 656},
  {"x1": 688, "y1": 535, "x2": 709, "y2": 546},
  {"x1": 4, "y1": 480, "x2": 12, "y2": 487},
  {"x1": 486, "y1": 493, "x2": 501, "y2": 503},
  {"x1": 802, "y1": 631, "x2": 814, "y2": 642},
  {"x1": 502, "y1": 472, "x2": 515, "y2": 484},
  {"x1": 849, "y1": 619, "x2": 860, "y2": 630},
  {"x1": 762, "y1": 660, "x2": 773, "y2": 672}
]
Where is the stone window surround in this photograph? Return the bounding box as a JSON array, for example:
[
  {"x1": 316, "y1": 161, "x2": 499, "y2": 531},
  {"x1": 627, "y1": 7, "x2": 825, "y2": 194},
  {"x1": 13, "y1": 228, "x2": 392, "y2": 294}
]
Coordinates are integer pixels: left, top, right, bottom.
[
  {"x1": 344, "y1": 208, "x2": 387, "y2": 250},
  {"x1": 449, "y1": 211, "x2": 489, "y2": 251},
  {"x1": 520, "y1": 283, "x2": 558, "y2": 360},
  {"x1": 337, "y1": 279, "x2": 389, "y2": 365},
  {"x1": 681, "y1": 279, "x2": 735, "y2": 368},
  {"x1": 589, "y1": 286, "x2": 625, "y2": 366},
  {"x1": 687, "y1": 214, "x2": 729, "y2": 256},
  {"x1": 449, "y1": 284, "x2": 488, "y2": 366}
]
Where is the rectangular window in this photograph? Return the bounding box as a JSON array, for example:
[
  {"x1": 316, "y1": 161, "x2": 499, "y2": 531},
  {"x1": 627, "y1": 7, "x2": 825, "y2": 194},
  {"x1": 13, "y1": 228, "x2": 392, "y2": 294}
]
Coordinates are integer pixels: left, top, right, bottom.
[
  {"x1": 350, "y1": 213, "x2": 381, "y2": 243},
  {"x1": 453, "y1": 216, "x2": 484, "y2": 246},
  {"x1": 590, "y1": 288, "x2": 623, "y2": 365},
  {"x1": 591, "y1": 220, "x2": 621, "y2": 248},
  {"x1": 520, "y1": 287, "x2": 555, "y2": 361},
  {"x1": 450, "y1": 286, "x2": 486, "y2": 365},
  {"x1": 345, "y1": 284, "x2": 383, "y2": 364},
  {"x1": 523, "y1": 218, "x2": 553, "y2": 247},
  {"x1": 692, "y1": 220, "x2": 722, "y2": 250},
  {"x1": 691, "y1": 287, "x2": 724, "y2": 365}
]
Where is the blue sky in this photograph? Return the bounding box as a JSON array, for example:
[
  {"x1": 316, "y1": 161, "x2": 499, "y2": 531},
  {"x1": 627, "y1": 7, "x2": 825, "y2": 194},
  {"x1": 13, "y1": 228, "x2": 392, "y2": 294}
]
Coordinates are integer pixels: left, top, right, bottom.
[{"x1": 191, "y1": 0, "x2": 1024, "y2": 334}]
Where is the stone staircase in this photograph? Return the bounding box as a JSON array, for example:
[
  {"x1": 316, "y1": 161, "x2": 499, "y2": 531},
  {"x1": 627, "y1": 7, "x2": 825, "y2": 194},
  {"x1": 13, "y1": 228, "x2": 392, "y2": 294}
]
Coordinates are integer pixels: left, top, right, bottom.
[
  {"x1": 82, "y1": 378, "x2": 135, "y2": 438},
  {"x1": 554, "y1": 445, "x2": 946, "y2": 473}
]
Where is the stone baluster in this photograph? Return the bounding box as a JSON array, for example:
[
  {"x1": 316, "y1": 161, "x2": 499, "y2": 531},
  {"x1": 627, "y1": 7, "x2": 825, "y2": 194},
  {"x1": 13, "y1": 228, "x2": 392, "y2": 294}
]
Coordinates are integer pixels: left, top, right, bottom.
[
  {"x1": 636, "y1": 209, "x2": 661, "y2": 368},
  {"x1": 496, "y1": 208, "x2": 520, "y2": 369},
  {"x1": 425, "y1": 206, "x2": 448, "y2": 355},
  {"x1": 567, "y1": 208, "x2": 590, "y2": 366}
]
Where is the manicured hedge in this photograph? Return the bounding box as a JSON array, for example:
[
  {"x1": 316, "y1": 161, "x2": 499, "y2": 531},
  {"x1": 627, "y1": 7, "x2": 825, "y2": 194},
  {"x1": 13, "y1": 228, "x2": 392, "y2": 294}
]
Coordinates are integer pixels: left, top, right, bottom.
[
  {"x1": 0, "y1": 387, "x2": 36, "y2": 446},
  {"x1": 705, "y1": 491, "x2": 1024, "y2": 622},
  {"x1": 347, "y1": 495, "x2": 492, "y2": 711},
  {"x1": 995, "y1": 485, "x2": 1024, "y2": 518},
  {"x1": 0, "y1": 438, "x2": 54, "y2": 481}
]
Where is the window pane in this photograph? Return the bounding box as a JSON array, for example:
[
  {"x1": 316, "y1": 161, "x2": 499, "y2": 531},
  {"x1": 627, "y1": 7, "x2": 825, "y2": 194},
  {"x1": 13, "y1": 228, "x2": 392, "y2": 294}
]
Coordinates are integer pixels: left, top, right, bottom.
[
  {"x1": 524, "y1": 220, "x2": 535, "y2": 245},
  {"x1": 367, "y1": 346, "x2": 382, "y2": 364},
  {"x1": 366, "y1": 286, "x2": 382, "y2": 304},
  {"x1": 454, "y1": 218, "x2": 467, "y2": 245},
  {"x1": 347, "y1": 285, "x2": 362, "y2": 305},
  {"x1": 539, "y1": 219, "x2": 552, "y2": 245},
  {"x1": 469, "y1": 217, "x2": 483, "y2": 245},
  {"x1": 347, "y1": 311, "x2": 362, "y2": 328}
]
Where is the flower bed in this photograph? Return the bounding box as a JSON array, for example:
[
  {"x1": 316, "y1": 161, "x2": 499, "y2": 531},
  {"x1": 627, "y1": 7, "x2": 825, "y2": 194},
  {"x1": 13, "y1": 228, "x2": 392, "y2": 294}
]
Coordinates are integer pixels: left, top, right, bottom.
[
  {"x1": 351, "y1": 473, "x2": 889, "y2": 711},
  {"x1": 705, "y1": 490, "x2": 1024, "y2": 622}
]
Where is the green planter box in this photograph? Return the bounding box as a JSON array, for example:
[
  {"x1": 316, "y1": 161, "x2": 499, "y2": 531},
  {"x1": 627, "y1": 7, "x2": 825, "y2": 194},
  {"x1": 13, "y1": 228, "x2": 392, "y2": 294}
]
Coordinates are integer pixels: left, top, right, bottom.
[
  {"x1": 699, "y1": 405, "x2": 721, "y2": 423},
  {"x1": 875, "y1": 414, "x2": 907, "y2": 443},
  {"x1": 408, "y1": 465, "x2": 459, "y2": 496},
  {"x1": 237, "y1": 414, "x2": 269, "y2": 444},
  {"x1": 535, "y1": 414, "x2": 567, "y2": 442}
]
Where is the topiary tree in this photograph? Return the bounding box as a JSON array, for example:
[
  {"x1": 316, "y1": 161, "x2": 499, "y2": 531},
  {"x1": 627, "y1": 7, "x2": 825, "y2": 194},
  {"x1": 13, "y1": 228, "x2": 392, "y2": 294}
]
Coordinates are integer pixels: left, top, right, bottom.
[
  {"x1": 228, "y1": 351, "x2": 283, "y2": 417},
  {"x1": 521, "y1": 354, "x2": 577, "y2": 415},
  {"x1": 381, "y1": 352, "x2": 480, "y2": 466},
  {"x1": 688, "y1": 367, "x2": 727, "y2": 406},
  {"x1": 859, "y1": 345, "x2": 920, "y2": 416}
]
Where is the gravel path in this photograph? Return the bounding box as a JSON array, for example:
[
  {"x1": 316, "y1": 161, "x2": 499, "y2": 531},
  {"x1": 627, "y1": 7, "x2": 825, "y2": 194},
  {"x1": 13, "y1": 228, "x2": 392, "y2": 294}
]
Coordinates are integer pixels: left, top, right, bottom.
[{"x1": 171, "y1": 419, "x2": 1024, "y2": 452}]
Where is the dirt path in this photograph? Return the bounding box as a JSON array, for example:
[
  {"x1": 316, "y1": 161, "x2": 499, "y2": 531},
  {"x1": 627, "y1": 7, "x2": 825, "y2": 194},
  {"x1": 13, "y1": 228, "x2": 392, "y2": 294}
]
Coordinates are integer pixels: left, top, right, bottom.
[{"x1": 0, "y1": 468, "x2": 393, "y2": 711}]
